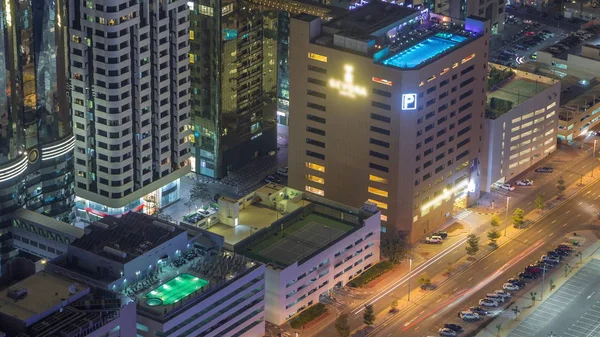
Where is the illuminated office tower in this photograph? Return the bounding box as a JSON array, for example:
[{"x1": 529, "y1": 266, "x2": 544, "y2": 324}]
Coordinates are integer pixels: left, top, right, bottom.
[
  {"x1": 188, "y1": 0, "x2": 277, "y2": 178},
  {"x1": 69, "y1": 0, "x2": 192, "y2": 220},
  {"x1": 0, "y1": 0, "x2": 75, "y2": 249},
  {"x1": 288, "y1": 4, "x2": 488, "y2": 241}
]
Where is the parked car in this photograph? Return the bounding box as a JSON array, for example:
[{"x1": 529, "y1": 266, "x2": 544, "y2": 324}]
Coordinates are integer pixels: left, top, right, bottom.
[
  {"x1": 443, "y1": 324, "x2": 463, "y2": 332},
  {"x1": 525, "y1": 266, "x2": 542, "y2": 275},
  {"x1": 486, "y1": 293, "x2": 505, "y2": 303},
  {"x1": 433, "y1": 231, "x2": 448, "y2": 239},
  {"x1": 535, "y1": 167, "x2": 553, "y2": 173},
  {"x1": 500, "y1": 183, "x2": 516, "y2": 191},
  {"x1": 479, "y1": 299, "x2": 499, "y2": 307},
  {"x1": 541, "y1": 255, "x2": 560, "y2": 264},
  {"x1": 553, "y1": 249, "x2": 569, "y2": 257},
  {"x1": 494, "y1": 290, "x2": 511, "y2": 298},
  {"x1": 519, "y1": 272, "x2": 537, "y2": 281},
  {"x1": 507, "y1": 278, "x2": 526, "y2": 287},
  {"x1": 469, "y1": 307, "x2": 489, "y2": 316},
  {"x1": 276, "y1": 167, "x2": 288, "y2": 177},
  {"x1": 516, "y1": 179, "x2": 534, "y2": 186},
  {"x1": 459, "y1": 311, "x2": 480, "y2": 320},
  {"x1": 503, "y1": 283, "x2": 522, "y2": 291},
  {"x1": 546, "y1": 251, "x2": 562, "y2": 259},
  {"x1": 557, "y1": 244, "x2": 574, "y2": 252},
  {"x1": 439, "y1": 328, "x2": 457, "y2": 337},
  {"x1": 426, "y1": 236, "x2": 443, "y2": 244}
]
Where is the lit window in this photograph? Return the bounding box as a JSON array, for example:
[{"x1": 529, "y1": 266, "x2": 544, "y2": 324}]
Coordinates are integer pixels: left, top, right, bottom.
[
  {"x1": 306, "y1": 162, "x2": 325, "y2": 172},
  {"x1": 547, "y1": 102, "x2": 556, "y2": 110},
  {"x1": 380, "y1": 214, "x2": 388, "y2": 221},
  {"x1": 413, "y1": 215, "x2": 418, "y2": 223},
  {"x1": 305, "y1": 186, "x2": 324, "y2": 196},
  {"x1": 461, "y1": 54, "x2": 475, "y2": 64},
  {"x1": 189, "y1": 54, "x2": 195, "y2": 63},
  {"x1": 306, "y1": 174, "x2": 324, "y2": 185},
  {"x1": 368, "y1": 187, "x2": 388, "y2": 198},
  {"x1": 367, "y1": 199, "x2": 388, "y2": 210},
  {"x1": 190, "y1": 30, "x2": 195, "y2": 40},
  {"x1": 369, "y1": 175, "x2": 388, "y2": 184},
  {"x1": 308, "y1": 52, "x2": 327, "y2": 63}
]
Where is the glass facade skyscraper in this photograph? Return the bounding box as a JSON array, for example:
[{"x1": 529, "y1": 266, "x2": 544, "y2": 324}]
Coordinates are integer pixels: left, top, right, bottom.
[
  {"x1": 189, "y1": 0, "x2": 278, "y2": 179},
  {"x1": 0, "y1": 0, "x2": 75, "y2": 269}
]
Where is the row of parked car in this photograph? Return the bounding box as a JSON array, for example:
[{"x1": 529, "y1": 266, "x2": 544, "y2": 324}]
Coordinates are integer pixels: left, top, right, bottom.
[
  {"x1": 439, "y1": 243, "x2": 575, "y2": 336},
  {"x1": 547, "y1": 29, "x2": 597, "y2": 56},
  {"x1": 263, "y1": 167, "x2": 288, "y2": 184}
]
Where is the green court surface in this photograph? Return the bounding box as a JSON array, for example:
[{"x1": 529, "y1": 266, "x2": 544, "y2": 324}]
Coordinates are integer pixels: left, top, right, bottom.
[{"x1": 145, "y1": 273, "x2": 209, "y2": 305}]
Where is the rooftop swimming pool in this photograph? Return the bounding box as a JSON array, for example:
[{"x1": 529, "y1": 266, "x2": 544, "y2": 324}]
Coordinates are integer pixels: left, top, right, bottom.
[
  {"x1": 144, "y1": 273, "x2": 209, "y2": 306},
  {"x1": 382, "y1": 33, "x2": 468, "y2": 69}
]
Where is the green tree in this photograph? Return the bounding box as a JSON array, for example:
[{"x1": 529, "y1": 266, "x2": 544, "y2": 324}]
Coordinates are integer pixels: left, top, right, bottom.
[
  {"x1": 465, "y1": 234, "x2": 480, "y2": 257},
  {"x1": 335, "y1": 314, "x2": 351, "y2": 337},
  {"x1": 530, "y1": 292, "x2": 537, "y2": 304},
  {"x1": 189, "y1": 182, "x2": 211, "y2": 205},
  {"x1": 390, "y1": 299, "x2": 399, "y2": 312},
  {"x1": 363, "y1": 304, "x2": 375, "y2": 326},
  {"x1": 512, "y1": 208, "x2": 525, "y2": 229},
  {"x1": 380, "y1": 231, "x2": 408, "y2": 264},
  {"x1": 418, "y1": 274, "x2": 431, "y2": 289},
  {"x1": 490, "y1": 215, "x2": 500, "y2": 228},
  {"x1": 535, "y1": 193, "x2": 545, "y2": 211},
  {"x1": 557, "y1": 176, "x2": 566, "y2": 197},
  {"x1": 488, "y1": 229, "x2": 501, "y2": 245}
]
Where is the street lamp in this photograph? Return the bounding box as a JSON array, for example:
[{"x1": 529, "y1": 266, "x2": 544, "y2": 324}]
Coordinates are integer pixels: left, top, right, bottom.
[
  {"x1": 593, "y1": 139, "x2": 597, "y2": 178},
  {"x1": 408, "y1": 258, "x2": 413, "y2": 302},
  {"x1": 504, "y1": 196, "x2": 511, "y2": 237}
]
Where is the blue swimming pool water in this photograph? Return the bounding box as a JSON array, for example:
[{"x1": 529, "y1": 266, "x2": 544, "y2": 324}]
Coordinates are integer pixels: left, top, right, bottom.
[{"x1": 382, "y1": 33, "x2": 467, "y2": 69}]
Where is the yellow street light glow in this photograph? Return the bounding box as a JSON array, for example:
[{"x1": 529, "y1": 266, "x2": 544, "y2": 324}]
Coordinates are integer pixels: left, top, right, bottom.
[
  {"x1": 329, "y1": 65, "x2": 367, "y2": 99},
  {"x1": 420, "y1": 179, "x2": 470, "y2": 211}
]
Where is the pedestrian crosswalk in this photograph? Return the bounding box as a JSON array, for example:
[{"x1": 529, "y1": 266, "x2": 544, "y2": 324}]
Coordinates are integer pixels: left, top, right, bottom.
[{"x1": 453, "y1": 209, "x2": 472, "y2": 221}]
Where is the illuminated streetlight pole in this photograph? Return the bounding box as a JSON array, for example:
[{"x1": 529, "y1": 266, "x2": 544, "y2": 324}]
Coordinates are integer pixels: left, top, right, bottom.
[
  {"x1": 593, "y1": 139, "x2": 597, "y2": 178},
  {"x1": 504, "y1": 196, "x2": 511, "y2": 237},
  {"x1": 408, "y1": 258, "x2": 413, "y2": 302}
]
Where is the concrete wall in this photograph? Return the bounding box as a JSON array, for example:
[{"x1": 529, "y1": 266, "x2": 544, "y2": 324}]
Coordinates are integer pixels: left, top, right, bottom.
[{"x1": 264, "y1": 212, "x2": 381, "y2": 325}]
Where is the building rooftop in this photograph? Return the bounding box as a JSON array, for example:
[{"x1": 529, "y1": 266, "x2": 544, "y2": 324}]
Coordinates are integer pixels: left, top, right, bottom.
[
  {"x1": 12, "y1": 208, "x2": 84, "y2": 239},
  {"x1": 0, "y1": 271, "x2": 89, "y2": 324},
  {"x1": 558, "y1": 82, "x2": 600, "y2": 123},
  {"x1": 486, "y1": 65, "x2": 556, "y2": 119},
  {"x1": 70, "y1": 212, "x2": 185, "y2": 263},
  {"x1": 304, "y1": 2, "x2": 485, "y2": 69}
]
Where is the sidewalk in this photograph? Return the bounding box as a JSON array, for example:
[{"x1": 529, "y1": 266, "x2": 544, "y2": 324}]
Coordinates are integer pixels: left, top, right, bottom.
[{"x1": 475, "y1": 230, "x2": 600, "y2": 337}]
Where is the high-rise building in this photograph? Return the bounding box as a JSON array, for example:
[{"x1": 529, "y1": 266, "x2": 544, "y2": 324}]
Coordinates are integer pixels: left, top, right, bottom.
[
  {"x1": 188, "y1": 0, "x2": 278, "y2": 178},
  {"x1": 0, "y1": 0, "x2": 75, "y2": 269},
  {"x1": 440, "y1": 0, "x2": 505, "y2": 34},
  {"x1": 69, "y1": 0, "x2": 193, "y2": 221},
  {"x1": 288, "y1": 6, "x2": 488, "y2": 241}
]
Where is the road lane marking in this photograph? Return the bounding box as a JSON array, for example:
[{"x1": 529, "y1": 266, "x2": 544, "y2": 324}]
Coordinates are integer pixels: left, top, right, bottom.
[
  {"x1": 577, "y1": 213, "x2": 582, "y2": 217},
  {"x1": 551, "y1": 220, "x2": 557, "y2": 224},
  {"x1": 549, "y1": 232, "x2": 554, "y2": 237},
  {"x1": 509, "y1": 249, "x2": 514, "y2": 254},
  {"x1": 483, "y1": 266, "x2": 488, "y2": 270},
  {"x1": 453, "y1": 288, "x2": 458, "y2": 292},
  {"x1": 579, "y1": 201, "x2": 584, "y2": 205},
  {"x1": 566, "y1": 210, "x2": 571, "y2": 214},
  {"x1": 468, "y1": 277, "x2": 473, "y2": 281},
  {"x1": 537, "y1": 229, "x2": 543, "y2": 233},
  {"x1": 563, "y1": 223, "x2": 568, "y2": 227},
  {"x1": 589, "y1": 292, "x2": 596, "y2": 299}
]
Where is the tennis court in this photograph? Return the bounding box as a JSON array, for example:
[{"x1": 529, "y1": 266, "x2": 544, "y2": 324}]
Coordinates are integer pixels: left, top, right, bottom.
[
  {"x1": 145, "y1": 273, "x2": 209, "y2": 305},
  {"x1": 252, "y1": 213, "x2": 353, "y2": 266}
]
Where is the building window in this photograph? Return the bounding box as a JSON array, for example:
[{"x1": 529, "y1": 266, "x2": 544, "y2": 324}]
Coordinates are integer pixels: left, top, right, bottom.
[
  {"x1": 369, "y1": 175, "x2": 388, "y2": 184},
  {"x1": 367, "y1": 198, "x2": 388, "y2": 210},
  {"x1": 381, "y1": 214, "x2": 388, "y2": 221},
  {"x1": 306, "y1": 174, "x2": 325, "y2": 185},
  {"x1": 306, "y1": 150, "x2": 325, "y2": 160},
  {"x1": 368, "y1": 187, "x2": 388, "y2": 198},
  {"x1": 306, "y1": 162, "x2": 325, "y2": 172},
  {"x1": 306, "y1": 186, "x2": 325, "y2": 196},
  {"x1": 369, "y1": 162, "x2": 389, "y2": 173}
]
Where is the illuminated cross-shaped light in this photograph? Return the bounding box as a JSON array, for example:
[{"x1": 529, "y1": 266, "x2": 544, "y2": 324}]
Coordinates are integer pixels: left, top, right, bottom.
[{"x1": 329, "y1": 65, "x2": 367, "y2": 99}]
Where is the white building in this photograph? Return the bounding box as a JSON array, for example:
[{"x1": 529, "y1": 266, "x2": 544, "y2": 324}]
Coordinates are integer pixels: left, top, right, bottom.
[
  {"x1": 47, "y1": 212, "x2": 266, "y2": 337},
  {"x1": 0, "y1": 271, "x2": 136, "y2": 337},
  {"x1": 208, "y1": 184, "x2": 381, "y2": 325},
  {"x1": 481, "y1": 65, "x2": 560, "y2": 191},
  {"x1": 69, "y1": 0, "x2": 193, "y2": 221}
]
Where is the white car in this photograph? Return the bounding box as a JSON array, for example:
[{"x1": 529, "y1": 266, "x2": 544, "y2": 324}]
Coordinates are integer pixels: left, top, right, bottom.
[
  {"x1": 439, "y1": 328, "x2": 457, "y2": 337},
  {"x1": 541, "y1": 255, "x2": 560, "y2": 264},
  {"x1": 500, "y1": 183, "x2": 515, "y2": 191},
  {"x1": 503, "y1": 283, "x2": 521, "y2": 291},
  {"x1": 426, "y1": 236, "x2": 443, "y2": 244},
  {"x1": 276, "y1": 167, "x2": 288, "y2": 177},
  {"x1": 479, "y1": 299, "x2": 499, "y2": 307},
  {"x1": 516, "y1": 179, "x2": 533, "y2": 186},
  {"x1": 494, "y1": 290, "x2": 511, "y2": 298},
  {"x1": 486, "y1": 293, "x2": 505, "y2": 303},
  {"x1": 459, "y1": 311, "x2": 480, "y2": 321}
]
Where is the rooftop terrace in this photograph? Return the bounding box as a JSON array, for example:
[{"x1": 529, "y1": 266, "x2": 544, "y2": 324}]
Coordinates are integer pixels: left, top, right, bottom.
[
  {"x1": 235, "y1": 200, "x2": 370, "y2": 268},
  {"x1": 486, "y1": 64, "x2": 556, "y2": 119}
]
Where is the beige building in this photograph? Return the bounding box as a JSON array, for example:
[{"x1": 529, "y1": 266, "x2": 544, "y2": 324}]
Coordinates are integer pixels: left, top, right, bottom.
[
  {"x1": 287, "y1": 3, "x2": 489, "y2": 241},
  {"x1": 481, "y1": 65, "x2": 560, "y2": 191}
]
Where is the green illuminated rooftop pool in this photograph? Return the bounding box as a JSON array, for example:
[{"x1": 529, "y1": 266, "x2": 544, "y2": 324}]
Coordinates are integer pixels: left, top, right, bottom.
[
  {"x1": 145, "y1": 273, "x2": 209, "y2": 306},
  {"x1": 382, "y1": 33, "x2": 468, "y2": 69}
]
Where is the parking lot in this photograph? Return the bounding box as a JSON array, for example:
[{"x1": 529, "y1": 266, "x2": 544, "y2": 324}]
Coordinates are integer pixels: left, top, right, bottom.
[{"x1": 507, "y1": 258, "x2": 600, "y2": 337}]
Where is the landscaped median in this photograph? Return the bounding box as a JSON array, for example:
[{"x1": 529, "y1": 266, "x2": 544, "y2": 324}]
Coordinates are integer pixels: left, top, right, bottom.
[
  {"x1": 347, "y1": 261, "x2": 395, "y2": 288},
  {"x1": 290, "y1": 303, "x2": 328, "y2": 329}
]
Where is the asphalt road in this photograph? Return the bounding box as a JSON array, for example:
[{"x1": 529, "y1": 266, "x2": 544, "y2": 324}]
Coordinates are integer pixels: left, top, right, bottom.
[
  {"x1": 372, "y1": 176, "x2": 600, "y2": 337},
  {"x1": 313, "y1": 141, "x2": 600, "y2": 337},
  {"x1": 507, "y1": 258, "x2": 600, "y2": 337}
]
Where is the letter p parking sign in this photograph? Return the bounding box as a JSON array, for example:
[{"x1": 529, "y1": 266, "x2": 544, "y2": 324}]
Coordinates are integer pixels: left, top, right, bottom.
[{"x1": 402, "y1": 93, "x2": 417, "y2": 110}]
